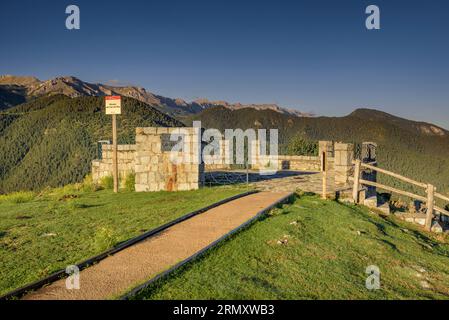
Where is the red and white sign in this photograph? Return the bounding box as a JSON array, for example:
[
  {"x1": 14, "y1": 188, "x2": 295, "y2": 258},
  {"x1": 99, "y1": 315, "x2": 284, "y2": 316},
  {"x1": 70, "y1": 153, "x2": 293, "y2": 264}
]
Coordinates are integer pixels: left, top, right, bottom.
[{"x1": 105, "y1": 96, "x2": 122, "y2": 115}]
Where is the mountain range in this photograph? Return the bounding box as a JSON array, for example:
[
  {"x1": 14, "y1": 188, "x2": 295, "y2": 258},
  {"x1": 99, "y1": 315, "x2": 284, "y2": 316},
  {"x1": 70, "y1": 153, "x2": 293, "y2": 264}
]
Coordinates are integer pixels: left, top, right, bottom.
[
  {"x1": 187, "y1": 106, "x2": 449, "y2": 194},
  {"x1": 0, "y1": 75, "x2": 311, "y2": 117},
  {"x1": 0, "y1": 74, "x2": 448, "y2": 196}
]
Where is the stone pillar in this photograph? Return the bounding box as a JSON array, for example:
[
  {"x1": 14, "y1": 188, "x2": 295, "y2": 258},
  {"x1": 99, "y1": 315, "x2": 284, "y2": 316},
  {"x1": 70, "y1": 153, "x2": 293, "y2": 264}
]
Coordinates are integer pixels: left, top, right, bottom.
[
  {"x1": 134, "y1": 127, "x2": 204, "y2": 192},
  {"x1": 319, "y1": 141, "x2": 333, "y2": 173},
  {"x1": 361, "y1": 142, "x2": 377, "y2": 163},
  {"x1": 319, "y1": 141, "x2": 334, "y2": 157},
  {"x1": 334, "y1": 142, "x2": 354, "y2": 185}
]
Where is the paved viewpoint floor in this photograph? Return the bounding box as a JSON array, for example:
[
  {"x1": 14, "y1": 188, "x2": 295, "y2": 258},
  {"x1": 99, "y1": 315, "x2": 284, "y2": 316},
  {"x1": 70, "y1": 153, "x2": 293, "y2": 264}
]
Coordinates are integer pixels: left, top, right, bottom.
[
  {"x1": 206, "y1": 170, "x2": 350, "y2": 195},
  {"x1": 23, "y1": 191, "x2": 291, "y2": 300}
]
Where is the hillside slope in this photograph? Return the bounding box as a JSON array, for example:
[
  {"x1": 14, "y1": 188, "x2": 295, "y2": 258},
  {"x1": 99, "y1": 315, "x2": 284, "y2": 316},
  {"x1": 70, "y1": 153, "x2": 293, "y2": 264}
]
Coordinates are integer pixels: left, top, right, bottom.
[
  {"x1": 187, "y1": 107, "x2": 449, "y2": 193},
  {"x1": 0, "y1": 95, "x2": 182, "y2": 193},
  {"x1": 136, "y1": 194, "x2": 449, "y2": 300},
  {"x1": 0, "y1": 85, "x2": 27, "y2": 110}
]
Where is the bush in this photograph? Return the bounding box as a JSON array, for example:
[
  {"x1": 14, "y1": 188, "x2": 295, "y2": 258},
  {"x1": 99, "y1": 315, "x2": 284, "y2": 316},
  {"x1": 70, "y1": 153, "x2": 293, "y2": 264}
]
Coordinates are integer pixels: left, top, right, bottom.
[
  {"x1": 99, "y1": 176, "x2": 114, "y2": 190},
  {"x1": 0, "y1": 191, "x2": 36, "y2": 204},
  {"x1": 94, "y1": 227, "x2": 118, "y2": 252},
  {"x1": 124, "y1": 173, "x2": 135, "y2": 192},
  {"x1": 80, "y1": 175, "x2": 101, "y2": 192},
  {"x1": 287, "y1": 137, "x2": 318, "y2": 156}
]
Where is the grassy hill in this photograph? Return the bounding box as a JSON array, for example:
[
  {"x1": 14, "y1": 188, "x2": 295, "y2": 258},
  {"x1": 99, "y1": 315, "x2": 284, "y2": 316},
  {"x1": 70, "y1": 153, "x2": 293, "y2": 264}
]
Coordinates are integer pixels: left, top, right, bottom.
[
  {"x1": 0, "y1": 95, "x2": 182, "y2": 193},
  {"x1": 186, "y1": 107, "x2": 449, "y2": 195},
  {"x1": 136, "y1": 194, "x2": 449, "y2": 300}
]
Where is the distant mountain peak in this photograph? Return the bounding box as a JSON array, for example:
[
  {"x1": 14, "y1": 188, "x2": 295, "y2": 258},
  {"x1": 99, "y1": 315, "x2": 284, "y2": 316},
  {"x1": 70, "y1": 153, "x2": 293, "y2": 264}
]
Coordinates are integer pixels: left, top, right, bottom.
[
  {"x1": 350, "y1": 108, "x2": 447, "y2": 137},
  {"x1": 0, "y1": 75, "x2": 41, "y2": 87},
  {"x1": 0, "y1": 74, "x2": 311, "y2": 118},
  {"x1": 192, "y1": 98, "x2": 313, "y2": 117}
]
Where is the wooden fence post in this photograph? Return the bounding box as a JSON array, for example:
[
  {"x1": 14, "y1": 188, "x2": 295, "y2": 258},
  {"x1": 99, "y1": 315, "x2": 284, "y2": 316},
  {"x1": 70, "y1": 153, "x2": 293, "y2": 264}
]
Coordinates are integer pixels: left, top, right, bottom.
[
  {"x1": 352, "y1": 159, "x2": 361, "y2": 204},
  {"x1": 321, "y1": 151, "x2": 327, "y2": 199},
  {"x1": 425, "y1": 183, "x2": 435, "y2": 231}
]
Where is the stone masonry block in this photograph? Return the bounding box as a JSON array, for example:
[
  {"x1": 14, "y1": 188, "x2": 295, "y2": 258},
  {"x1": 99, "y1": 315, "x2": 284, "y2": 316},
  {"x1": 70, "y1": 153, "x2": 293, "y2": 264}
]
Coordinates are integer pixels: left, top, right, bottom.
[
  {"x1": 157, "y1": 127, "x2": 169, "y2": 134},
  {"x1": 143, "y1": 127, "x2": 157, "y2": 135},
  {"x1": 135, "y1": 184, "x2": 149, "y2": 192}
]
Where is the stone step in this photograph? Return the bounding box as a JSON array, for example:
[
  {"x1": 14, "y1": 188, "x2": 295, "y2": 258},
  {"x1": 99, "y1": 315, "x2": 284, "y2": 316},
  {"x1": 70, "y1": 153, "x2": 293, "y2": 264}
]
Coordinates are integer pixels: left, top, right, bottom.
[
  {"x1": 363, "y1": 195, "x2": 390, "y2": 215},
  {"x1": 376, "y1": 201, "x2": 391, "y2": 215},
  {"x1": 363, "y1": 196, "x2": 378, "y2": 208},
  {"x1": 395, "y1": 212, "x2": 427, "y2": 226},
  {"x1": 394, "y1": 212, "x2": 447, "y2": 233}
]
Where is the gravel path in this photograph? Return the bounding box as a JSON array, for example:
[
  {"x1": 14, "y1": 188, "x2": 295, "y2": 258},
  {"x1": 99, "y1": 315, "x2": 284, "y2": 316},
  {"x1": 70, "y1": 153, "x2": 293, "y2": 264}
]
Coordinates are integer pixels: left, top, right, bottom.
[{"x1": 23, "y1": 191, "x2": 291, "y2": 300}]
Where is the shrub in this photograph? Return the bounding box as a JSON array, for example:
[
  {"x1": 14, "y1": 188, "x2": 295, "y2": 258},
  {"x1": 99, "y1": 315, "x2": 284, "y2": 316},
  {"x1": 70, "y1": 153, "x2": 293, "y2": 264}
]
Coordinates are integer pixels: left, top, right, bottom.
[
  {"x1": 94, "y1": 227, "x2": 118, "y2": 252},
  {"x1": 0, "y1": 191, "x2": 36, "y2": 204},
  {"x1": 80, "y1": 175, "x2": 101, "y2": 192},
  {"x1": 99, "y1": 176, "x2": 114, "y2": 190},
  {"x1": 124, "y1": 173, "x2": 135, "y2": 192},
  {"x1": 287, "y1": 137, "x2": 318, "y2": 156}
]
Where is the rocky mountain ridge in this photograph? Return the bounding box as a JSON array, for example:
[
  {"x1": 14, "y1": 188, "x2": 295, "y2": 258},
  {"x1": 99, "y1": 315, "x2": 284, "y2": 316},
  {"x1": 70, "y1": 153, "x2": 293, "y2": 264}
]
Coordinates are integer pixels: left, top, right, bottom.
[{"x1": 0, "y1": 75, "x2": 311, "y2": 117}]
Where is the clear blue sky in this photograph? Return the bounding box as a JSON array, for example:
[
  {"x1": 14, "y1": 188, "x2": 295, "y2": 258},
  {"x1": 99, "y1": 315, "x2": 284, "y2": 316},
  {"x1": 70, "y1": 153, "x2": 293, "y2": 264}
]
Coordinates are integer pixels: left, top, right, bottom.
[{"x1": 1, "y1": 0, "x2": 448, "y2": 128}]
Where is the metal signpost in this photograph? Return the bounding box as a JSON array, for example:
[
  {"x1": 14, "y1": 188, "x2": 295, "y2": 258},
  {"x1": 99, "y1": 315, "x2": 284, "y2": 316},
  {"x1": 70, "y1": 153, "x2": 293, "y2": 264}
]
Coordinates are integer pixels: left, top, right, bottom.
[
  {"x1": 321, "y1": 151, "x2": 327, "y2": 199},
  {"x1": 105, "y1": 96, "x2": 122, "y2": 193}
]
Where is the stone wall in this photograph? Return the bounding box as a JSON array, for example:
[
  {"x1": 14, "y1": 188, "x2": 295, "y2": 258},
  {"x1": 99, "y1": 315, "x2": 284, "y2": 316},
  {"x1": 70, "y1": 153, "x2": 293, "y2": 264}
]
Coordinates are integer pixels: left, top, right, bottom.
[
  {"x1": 90, "y1": 132, "x2": 362, "y2": 193},
  {"x1": 204, "y1": 140, "x2": 335, "y2": 172},
  {"x1": 92, "y1": 145, "x2": 136, "y2": 182},
  {"x1": 134, "y1": 127, "x2": 204, "y2": 192},
  {"x1": 281, "y1": 155, "x2": 334, "y2": 172},
  {"x1": 255, "y1": 155, "x2": 330, "y2": 172}
]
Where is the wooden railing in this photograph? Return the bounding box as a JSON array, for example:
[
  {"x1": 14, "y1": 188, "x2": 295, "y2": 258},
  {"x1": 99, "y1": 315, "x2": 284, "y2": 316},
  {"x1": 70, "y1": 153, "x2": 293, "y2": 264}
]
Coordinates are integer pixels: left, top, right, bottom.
[{"x1": 352, "y1": 159, "x2": 449, "y2": 231}]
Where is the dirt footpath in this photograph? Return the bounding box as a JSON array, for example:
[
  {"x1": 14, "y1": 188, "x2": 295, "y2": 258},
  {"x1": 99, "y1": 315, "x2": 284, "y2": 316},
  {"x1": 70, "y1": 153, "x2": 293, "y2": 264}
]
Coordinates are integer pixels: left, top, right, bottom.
[{"x1": 23, "y1": 191, "x2": 291, "y2": 300}]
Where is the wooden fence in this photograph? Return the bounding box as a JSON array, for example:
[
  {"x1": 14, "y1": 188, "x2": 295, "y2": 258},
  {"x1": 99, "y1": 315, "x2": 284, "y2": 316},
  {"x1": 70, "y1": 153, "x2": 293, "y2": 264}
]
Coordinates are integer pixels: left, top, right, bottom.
[{"x1": 351, "y1": 159, "x2": 449, "y2": 231}]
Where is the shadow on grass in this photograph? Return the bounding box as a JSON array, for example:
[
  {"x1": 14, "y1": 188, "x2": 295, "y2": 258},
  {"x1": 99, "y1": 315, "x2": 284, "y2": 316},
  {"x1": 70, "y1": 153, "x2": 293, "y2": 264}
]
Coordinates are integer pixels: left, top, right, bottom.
[
  {"x1": 72, "y1": 203, "x2": 105, "y2": 209},
  {"x1": 339, "y1": 200, "x2": 449, "y2": 257},
  {"x1": 377, "y1": 238, "x2": 399, "y2": 252},
  {"x1": 240, "y1": 276, "x2": 282, "y2": 295}
]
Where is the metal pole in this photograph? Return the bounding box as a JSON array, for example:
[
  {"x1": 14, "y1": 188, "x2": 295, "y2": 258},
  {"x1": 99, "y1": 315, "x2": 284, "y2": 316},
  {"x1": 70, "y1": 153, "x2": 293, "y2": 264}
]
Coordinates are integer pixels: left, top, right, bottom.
[
  {"x1": 112, "y1": 114, "x2": 119, "y2": 193},
  {"x1": 246, "y1": 161, "x2": 249, "y2": 188},
  {"x1": 321, "y1": 151, "x2": 327, "y2": 199}
]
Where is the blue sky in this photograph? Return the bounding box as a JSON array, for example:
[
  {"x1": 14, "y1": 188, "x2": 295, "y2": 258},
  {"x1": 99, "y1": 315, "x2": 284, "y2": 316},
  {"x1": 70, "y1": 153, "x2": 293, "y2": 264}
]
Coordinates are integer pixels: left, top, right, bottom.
[{"x1": 1, "y1": 0, "x2": 448, "y2": 128}]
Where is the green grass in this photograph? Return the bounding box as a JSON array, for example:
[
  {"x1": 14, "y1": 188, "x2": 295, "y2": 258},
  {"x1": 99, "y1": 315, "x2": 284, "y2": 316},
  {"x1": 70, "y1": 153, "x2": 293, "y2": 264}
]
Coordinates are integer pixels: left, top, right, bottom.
[
  {"x1": 0, "y1": 185, "x2": 247, "y2": 296},
  {"x1": 136, "y1": 194, "x2": 449, "y2": 300}
]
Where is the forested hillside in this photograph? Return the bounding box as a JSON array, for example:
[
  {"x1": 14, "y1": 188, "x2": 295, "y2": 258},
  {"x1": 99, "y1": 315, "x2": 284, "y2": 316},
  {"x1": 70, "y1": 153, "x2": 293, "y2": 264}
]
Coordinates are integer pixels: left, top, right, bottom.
[
  {"x1": 0, "y1": 95, "x2": 182, "y2": 193},
  {"x1": 1, "y1": 93, "x2": 448, "y2": 196},
  {"x1": 187, "y1": 107, "x2": 449, "y2": 194},
  {"x1": 0, "y1": 85, "x2": 26, "y2": 110}
]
